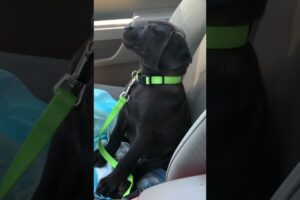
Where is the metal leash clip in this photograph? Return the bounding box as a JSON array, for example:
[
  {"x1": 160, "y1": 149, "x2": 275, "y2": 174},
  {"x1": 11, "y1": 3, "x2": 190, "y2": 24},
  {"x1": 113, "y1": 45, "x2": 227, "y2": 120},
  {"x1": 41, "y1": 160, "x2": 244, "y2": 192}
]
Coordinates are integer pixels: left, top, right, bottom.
[
  {"x1": 131, "y1": 70, "x2": 140, "y2": 79},
  {"x1": 119, "y1": 70, "x2": 139, "y2": 101}
]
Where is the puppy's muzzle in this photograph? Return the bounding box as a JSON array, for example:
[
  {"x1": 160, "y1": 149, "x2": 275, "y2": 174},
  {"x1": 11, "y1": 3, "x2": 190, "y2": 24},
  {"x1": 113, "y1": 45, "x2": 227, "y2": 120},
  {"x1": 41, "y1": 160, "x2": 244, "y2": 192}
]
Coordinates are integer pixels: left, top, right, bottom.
[{"x1": 123, "y1": 26, "x2": 136, "y2": 41}]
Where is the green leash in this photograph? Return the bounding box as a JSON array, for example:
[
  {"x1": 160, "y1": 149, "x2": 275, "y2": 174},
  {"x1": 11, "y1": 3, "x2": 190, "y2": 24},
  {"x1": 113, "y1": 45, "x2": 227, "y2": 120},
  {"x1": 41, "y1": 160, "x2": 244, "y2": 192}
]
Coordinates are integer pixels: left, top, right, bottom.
[
  {"x1": 97, "y1": 95, "x2": 133, "y2": 198},
  {"x1": 97, "y1": 72, "x2": 136, "y2": 198},
  {"x1": 97, "y1": 70, "x2": 183, "y2": 198},
  {"x1": 0, "y1": 88, "x2": 77, "y2": 199},
  {"x1": 207, "y1": 25, "x2": 250, "y2": 49}
]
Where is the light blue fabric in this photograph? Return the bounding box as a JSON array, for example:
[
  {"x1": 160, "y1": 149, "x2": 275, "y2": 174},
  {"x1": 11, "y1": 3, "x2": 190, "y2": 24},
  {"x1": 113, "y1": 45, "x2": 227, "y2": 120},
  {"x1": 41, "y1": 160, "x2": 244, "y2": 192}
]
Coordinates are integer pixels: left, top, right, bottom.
[
  {"x1": 0, "y1": 69, "x2": 48, "y2": 200},
  {"x1": 93, "y1": 89, "x2": 117, "y2": 194},
  {"x1": 93, "y1": 89, "x2": 117, "y2": 152},
  {"x1": 0, "y1": 70, "x2": 46, "y2": 141}
]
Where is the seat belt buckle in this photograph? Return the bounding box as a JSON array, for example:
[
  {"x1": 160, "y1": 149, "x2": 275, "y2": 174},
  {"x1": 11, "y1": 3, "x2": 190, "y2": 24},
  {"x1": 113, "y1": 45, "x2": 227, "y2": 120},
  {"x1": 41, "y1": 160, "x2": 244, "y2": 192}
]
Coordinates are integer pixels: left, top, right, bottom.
[
  {"x1": 119, "y1": 91, "x2": 130, "y2": 102},
  {"x1": 72, "y1": 40, "x2": 93, "y2": 79},
  {"x1": 53, "y1": 40, "x2": 93, "y2": 106},
  {"x1": 53, "y1": 74, "x2": 86, "y2": 106}
]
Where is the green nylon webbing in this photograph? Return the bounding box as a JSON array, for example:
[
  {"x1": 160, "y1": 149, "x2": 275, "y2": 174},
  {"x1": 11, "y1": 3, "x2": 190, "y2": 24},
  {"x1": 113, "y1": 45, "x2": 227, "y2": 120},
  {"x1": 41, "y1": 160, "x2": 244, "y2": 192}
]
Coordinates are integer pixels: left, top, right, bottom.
[
  {"x1": 207, "y1": 25, "x2": 250, "y2": 49},
  {"x1": 144, "y1": 76, "x2": 182, "y2": 85},
  {"x1": 0, "y1": 88, "x2": 77, "y2": 199},
  {"x1": 97, "y1": 96, "x2": 134, "y2": 197}
]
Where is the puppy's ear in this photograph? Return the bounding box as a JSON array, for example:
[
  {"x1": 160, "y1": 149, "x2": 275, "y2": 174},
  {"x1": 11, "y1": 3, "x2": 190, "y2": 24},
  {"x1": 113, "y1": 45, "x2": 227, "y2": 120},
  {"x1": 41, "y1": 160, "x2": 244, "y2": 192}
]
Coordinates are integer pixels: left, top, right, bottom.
[{"x1": 159, "y1": 32, "x2": 192, "y2": 73}]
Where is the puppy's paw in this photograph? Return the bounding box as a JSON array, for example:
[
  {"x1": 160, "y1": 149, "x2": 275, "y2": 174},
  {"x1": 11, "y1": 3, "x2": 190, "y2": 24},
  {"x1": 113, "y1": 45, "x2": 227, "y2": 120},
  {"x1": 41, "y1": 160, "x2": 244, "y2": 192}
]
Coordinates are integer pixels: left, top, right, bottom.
[
  {"x1": 117, "y1": 180, "x2": 131, "y2": 197},
  {"x1": 96, "y1": 175, "x2": 120, "y2": 198},
  {"x1": 93, "y1": 150, "x2": 106, "y2": 168}
]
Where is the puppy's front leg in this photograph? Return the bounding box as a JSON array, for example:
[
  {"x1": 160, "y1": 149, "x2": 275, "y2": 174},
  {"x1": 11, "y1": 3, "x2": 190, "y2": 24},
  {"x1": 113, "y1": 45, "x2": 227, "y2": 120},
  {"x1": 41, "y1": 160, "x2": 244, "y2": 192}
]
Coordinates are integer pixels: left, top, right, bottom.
[
  {"x1": 94, "y1": 108, "x2": 128, "y2": 167},
  {"x1": 97, "y1": 132, "x2": 153, "y2": 197}
]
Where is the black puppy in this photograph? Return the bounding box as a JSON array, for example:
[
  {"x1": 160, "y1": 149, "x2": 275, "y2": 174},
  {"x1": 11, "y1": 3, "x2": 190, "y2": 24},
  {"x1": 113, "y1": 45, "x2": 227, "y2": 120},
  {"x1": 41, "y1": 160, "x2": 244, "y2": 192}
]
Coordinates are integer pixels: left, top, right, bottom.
[{"x1": 94, "y1": 21, "x2": 192, "y2": 197}]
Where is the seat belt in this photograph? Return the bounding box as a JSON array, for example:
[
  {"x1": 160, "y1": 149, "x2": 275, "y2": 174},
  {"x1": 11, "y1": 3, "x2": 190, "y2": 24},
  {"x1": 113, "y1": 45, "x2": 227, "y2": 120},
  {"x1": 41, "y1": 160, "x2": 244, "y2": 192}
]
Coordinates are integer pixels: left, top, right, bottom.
[{"x1": 0, "y1": 40, "x2": 93, "y2": 199}]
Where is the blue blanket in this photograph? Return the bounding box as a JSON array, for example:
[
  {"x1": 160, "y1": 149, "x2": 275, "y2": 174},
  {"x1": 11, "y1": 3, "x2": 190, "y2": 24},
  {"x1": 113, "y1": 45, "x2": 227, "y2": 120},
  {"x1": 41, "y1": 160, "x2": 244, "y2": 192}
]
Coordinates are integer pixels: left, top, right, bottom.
[
  {"x1": 0, "y1": 70, "x2": 46, "y2": 140},
  {"x1": 0, "y1": 70, "x2": 48, "y2": 200}
]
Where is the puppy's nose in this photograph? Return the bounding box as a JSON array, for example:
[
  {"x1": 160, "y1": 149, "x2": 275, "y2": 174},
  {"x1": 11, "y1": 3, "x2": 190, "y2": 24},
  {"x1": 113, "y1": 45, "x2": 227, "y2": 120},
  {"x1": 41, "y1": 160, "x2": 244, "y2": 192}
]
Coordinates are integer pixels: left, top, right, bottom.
[{"x1": 124, "y1": 26, "x2": 133, "y2": 31}]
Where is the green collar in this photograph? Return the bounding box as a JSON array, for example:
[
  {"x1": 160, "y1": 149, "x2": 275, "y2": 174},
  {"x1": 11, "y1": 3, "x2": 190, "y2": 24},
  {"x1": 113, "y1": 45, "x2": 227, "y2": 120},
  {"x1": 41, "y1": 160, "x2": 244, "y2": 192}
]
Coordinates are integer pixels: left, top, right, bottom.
[
  {"x1": 207, "y1": 25, "x2": 249, "y2": 49},
  {"x1": 135, "y1": 72, "x2": 183, "y2": 85}
]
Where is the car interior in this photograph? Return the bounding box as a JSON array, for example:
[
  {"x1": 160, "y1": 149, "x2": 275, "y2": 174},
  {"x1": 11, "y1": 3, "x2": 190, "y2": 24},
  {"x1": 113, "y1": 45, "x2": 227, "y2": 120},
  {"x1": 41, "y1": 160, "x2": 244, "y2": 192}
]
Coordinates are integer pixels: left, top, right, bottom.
[
  {"x1": 94, "y1": 0, "x2": 206, "y2": 199},
  {"x1": 95, "y1": 0, "x2": 300, "y2": 199},
  {"x1": 0, "y1": 0, "x2": 299, "y2": 199}
]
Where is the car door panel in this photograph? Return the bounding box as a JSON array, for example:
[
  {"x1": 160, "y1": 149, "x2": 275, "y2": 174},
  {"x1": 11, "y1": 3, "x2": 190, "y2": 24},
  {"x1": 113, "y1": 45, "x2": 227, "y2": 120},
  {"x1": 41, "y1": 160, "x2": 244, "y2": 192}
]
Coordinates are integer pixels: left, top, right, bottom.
[{"x1": 94, "y1": 0, "x2": 181, "y2": 20}]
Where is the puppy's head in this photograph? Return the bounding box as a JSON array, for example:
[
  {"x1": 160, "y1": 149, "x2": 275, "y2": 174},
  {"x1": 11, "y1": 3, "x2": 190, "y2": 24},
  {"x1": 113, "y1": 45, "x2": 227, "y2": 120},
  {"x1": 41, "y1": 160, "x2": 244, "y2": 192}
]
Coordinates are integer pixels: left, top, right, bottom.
[{"x1": 123, "y1": 21, "x2": 192, "y2": 74}]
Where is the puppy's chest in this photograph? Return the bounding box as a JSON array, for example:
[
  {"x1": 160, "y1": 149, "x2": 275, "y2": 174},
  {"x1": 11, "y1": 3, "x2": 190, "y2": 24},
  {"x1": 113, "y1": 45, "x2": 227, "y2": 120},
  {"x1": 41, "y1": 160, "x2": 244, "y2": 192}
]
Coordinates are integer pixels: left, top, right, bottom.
[
  {"x1": 123, "y1": 85, "x2": 183, "y2": 126},
  {"x1": 124, "y1": 86, "x2": 147, "y2": 122}
]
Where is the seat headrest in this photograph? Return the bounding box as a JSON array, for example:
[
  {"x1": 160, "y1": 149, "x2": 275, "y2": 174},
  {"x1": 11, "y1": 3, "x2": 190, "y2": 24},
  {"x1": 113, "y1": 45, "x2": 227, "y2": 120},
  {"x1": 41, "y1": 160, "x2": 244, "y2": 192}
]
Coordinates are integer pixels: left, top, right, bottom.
[{"x1": 170, "y1": 0, "x2": 206, "y2": 55}]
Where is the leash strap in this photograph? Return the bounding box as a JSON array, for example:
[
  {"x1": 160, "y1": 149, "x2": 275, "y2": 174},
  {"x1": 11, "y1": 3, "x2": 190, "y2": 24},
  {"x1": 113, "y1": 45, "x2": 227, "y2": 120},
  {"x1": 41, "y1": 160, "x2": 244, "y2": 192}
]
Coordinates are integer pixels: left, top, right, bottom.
[
  {"x1": 0, "y1": 88, "x2": 77, "y2": 199},
  {"x1": 207, "y1": 25, "x2": 250, "y2": 49},
  {"x1": 98, "y1": 96, "x2": 134, "y2": 198}
]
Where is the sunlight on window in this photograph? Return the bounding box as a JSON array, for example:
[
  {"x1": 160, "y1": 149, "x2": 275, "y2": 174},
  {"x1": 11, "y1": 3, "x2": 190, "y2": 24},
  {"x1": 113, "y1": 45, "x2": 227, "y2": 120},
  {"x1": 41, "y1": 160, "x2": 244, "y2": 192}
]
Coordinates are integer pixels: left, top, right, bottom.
[{"x1": 94, "y1": 16, "x2": 140, "y2": 29}]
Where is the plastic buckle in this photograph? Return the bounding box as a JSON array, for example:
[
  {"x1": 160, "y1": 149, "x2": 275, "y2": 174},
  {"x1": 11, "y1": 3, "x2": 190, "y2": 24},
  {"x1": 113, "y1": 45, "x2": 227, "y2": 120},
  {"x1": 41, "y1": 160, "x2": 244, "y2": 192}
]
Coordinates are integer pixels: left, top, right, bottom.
[
  {"x1": 119, "y1": 91, "x2": 130, "y2": 102},
  {"x1": 53, "y1": 74, "x2": 86, "y2": 106},
  {"x1": 72, "y1": 41, "x2": 93, "y2": 79},
  {"x1": 53, "y1": 40, "x2": 92, "y2": 106}
]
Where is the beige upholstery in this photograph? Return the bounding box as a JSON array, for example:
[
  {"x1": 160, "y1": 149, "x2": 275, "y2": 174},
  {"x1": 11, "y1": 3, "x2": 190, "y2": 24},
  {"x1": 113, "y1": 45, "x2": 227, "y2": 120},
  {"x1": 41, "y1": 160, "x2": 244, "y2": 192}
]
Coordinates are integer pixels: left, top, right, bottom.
[
  {"x1": 167, "y1": 110, "x2": 206, "y2": 181},
  {"x1": 138, "y1": 175, "x2": 206, "y2": 200},
  {"x1": 170, "y1": 0, "x2": 206, "y2": 54},
  {"x1": 183, "y1": 36, "x2": 206, "y2": 122}
]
